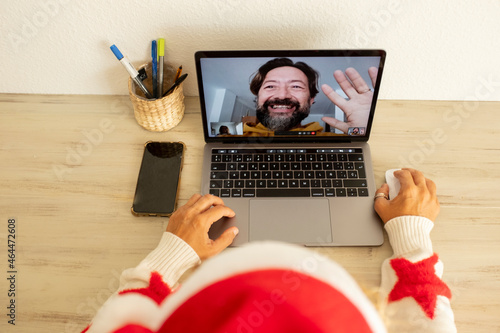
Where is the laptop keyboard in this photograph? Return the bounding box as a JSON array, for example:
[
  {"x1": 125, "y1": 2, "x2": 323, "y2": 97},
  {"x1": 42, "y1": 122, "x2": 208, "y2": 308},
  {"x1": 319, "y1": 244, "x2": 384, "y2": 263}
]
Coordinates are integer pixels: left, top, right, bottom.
[{"x1": 209, "y1": 148, "x2": 369, "y2": 198}]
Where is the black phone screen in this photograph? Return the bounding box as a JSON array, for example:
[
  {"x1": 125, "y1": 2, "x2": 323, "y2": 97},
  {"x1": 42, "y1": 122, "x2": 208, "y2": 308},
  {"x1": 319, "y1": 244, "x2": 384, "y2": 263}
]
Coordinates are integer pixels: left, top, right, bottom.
[{"x1": 132, "y1": 141, "x2": 184, "y2": 216}]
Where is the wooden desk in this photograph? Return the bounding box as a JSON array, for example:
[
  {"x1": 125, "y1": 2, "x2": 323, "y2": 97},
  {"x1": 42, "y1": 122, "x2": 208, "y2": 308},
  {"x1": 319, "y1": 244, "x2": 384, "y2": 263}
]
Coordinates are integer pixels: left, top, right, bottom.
[{"x1": 0, "y1": 94, "x2": 499, "y2": 332}]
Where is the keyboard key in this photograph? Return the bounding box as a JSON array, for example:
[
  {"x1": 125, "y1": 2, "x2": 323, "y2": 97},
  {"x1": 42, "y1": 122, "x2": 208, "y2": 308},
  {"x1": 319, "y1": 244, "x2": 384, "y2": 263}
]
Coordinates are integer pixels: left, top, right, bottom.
[
  {"x1": 348, "y1": 154, "x2": 364, "y2": 161},
  {"x1": 232, "y1": 189, "x2": 242, "y2": 197},
  {"x1": 278, "y1": 180, "x2": 288, "y2": 187},
  {"x1": 267, "y1": 180, "x2": 277, "y2": 187},
  {"x1": 210, "y1": 180, "x2": 222, "y2": 188},
  {"x1": 322, "y1": 179, "x2": 332, "y2": 188},
  {"x1": 311, "y1": 180, "x2": 321, "y2": 187},
  {"x1": 211, "y1": 163, "x2": 226, "y2": 170},
  {"x1": 337, "y1": 171, "x2": 347, "y2": 178},
  {"x1": 243, "y1": 189, "x2": 256, "y2": 197},
  {"x1": 348, "y1": 171, "x2": 358, "y2": 178},
  {"x1": 327, "y1": 154, "x2": 337, "y2": 161},
  {"x1": 245, "y1": 180, "x2": 255, "y2": 187},
  {"x1": 211, "y1": 171, "x2": 228, "y2": 179},
  {"x1": 355, "y1": 162, "x2": 366, "y2": 178},
  {"x1": 251, "y1": 171, "x2": 261, "y2": 179},
  {"x1": 326, "y1": 171, "x2": 336, "y2": 179},
  {"x1": 336, "y1": 188, "x2": 347, "y2": 197},
  {"x1": 358, "y1": 188, "x2": 369, "y2": 196},
  {"x1": 332, "y1": 180, "x2": 343, "y2": 187},
  {"x1": 333, "y1": 162, "x2": 343, "y2": 170},
  {"x1": 256, "y1": 189, "x2": 311, "y2": 197},
  {"x1": 294, "y1": 171, "x2": 304, "y2": 179},
  {"x1": 270, "y1": 163, "x2": 280, "y2": 170},
  {"x1": 256, "y1": 180, "x2": 266, "y2": 188},
  {"x1": 221, "y1": 189, "x2": 231, "y2": 197},
  {"x1": 343, "y1": 179, "x2": 368, "y2": 187},
  {"x1": 262, "y1": 171, "x2": 272, "y2": 179},
  {"x1": 240, "y1": 171, "x2": 250, "y2": 179},
  {"x1": 325, "y1": 188, "x2": 336, "y2": 197},
  {"x1": 315, "y1": 171, "x2": 325, "y2": 178},
  {"x1": 311, "y1": 189, "x2": 324, "y2": 197}
]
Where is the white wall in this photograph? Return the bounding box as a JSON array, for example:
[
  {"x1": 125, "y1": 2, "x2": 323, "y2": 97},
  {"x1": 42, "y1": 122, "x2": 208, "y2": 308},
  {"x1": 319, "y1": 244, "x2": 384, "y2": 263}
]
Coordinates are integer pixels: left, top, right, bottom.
[{"x1": 1, "y1": 0, "x2": 499, "y2": 101}]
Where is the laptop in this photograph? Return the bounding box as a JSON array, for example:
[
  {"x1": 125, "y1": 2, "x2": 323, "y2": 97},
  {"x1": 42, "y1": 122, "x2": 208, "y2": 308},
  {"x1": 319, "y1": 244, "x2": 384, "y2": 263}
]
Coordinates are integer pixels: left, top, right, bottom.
[{"x1": 195, "y1": 49, "x2": 386, "y2": 246}]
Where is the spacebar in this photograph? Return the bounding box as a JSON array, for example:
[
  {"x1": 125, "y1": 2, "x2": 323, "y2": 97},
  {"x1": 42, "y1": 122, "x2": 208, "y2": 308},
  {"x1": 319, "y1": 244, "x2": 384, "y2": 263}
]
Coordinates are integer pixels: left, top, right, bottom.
[{"x1": 256, "y1": 189, "x2": 311, "y2": 197}]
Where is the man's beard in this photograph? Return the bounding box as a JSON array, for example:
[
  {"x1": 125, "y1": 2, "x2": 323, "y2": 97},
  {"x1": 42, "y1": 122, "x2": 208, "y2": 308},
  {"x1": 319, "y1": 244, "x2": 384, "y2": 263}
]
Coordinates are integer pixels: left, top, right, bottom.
[{"x1": 256, "y1": 98, "x2": 311, "y2": 132}]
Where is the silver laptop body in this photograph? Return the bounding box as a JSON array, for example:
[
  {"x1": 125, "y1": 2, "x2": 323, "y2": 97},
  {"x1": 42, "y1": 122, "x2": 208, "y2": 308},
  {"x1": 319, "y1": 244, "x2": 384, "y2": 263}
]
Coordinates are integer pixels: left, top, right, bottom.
[{"x1": 195, "y1": 50, "x2": 386, "y2": 246}]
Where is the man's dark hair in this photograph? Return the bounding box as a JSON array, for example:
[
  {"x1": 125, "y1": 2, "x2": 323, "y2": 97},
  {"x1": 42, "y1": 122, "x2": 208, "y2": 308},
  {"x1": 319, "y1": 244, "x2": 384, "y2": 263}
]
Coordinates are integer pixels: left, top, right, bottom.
[{"x1": 249, "y1": 58, "x2": 319, "y2": 98}]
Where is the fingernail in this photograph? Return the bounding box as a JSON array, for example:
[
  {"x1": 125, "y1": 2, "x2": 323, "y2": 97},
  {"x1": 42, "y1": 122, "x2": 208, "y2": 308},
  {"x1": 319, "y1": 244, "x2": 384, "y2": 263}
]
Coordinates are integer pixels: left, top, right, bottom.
[{"x1": 233, "y1": 228, "x2": 239, "y2": 236}]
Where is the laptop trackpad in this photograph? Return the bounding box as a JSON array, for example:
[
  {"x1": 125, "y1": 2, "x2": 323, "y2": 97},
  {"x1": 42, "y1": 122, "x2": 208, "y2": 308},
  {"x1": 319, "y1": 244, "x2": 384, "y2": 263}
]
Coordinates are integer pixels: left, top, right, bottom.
[{"x1": 249, "y1": 199, "x2": 332, "y2": 244}]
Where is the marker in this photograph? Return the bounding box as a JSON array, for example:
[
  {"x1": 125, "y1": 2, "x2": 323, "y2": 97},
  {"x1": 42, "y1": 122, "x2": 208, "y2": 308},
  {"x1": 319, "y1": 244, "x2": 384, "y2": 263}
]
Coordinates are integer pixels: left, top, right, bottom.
[
  {"x1": 157, "y1": 38, "x2": 165, "y2": 98},
  {"x1": 162, "y1": 73, "x2": 188, "y2": 97},
  {"x1": 151, "y1": 40, "x2": 158, "y2": 98},
  {"x1": 110, "y1": 44, "x2": 153, "y2": 99},
  {"x1": 174, "y1": 65, "x2": 183, "y2": 81}
]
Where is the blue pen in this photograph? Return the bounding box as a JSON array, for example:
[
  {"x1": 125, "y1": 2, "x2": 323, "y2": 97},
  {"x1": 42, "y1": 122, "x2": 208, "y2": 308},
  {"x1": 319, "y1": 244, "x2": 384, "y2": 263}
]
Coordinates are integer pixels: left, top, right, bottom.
[
  {"x1": 151, "y1": 40, "x2": 158, "y2": 98},
  {"x1": 110, "y1": 44, "x2": 153, "y2": 99}
]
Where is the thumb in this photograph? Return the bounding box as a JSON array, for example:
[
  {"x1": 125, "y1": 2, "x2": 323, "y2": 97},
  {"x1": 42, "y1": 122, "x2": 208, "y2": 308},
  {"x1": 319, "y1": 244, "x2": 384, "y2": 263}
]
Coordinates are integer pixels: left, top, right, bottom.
[
  {"x1": 374, "y1": 184, "x2": 391, "y2": 222},
  {"x1": 210, "y1": 227, "x2": 239, "y2": 255}
]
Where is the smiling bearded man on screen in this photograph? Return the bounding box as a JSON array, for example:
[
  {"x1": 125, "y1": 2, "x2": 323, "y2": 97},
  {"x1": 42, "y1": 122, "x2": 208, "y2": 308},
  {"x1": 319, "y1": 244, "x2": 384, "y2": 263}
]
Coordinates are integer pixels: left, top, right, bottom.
[{"x1": 243, "y1": 58, "x2": 324, "y2": 136}]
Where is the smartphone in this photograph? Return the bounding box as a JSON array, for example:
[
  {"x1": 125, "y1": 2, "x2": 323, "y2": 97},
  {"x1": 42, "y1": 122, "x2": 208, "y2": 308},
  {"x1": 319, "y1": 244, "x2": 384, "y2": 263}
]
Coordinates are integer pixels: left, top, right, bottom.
[{"x1": 132, "y1": 141, "x2": 185, "y2": 217}]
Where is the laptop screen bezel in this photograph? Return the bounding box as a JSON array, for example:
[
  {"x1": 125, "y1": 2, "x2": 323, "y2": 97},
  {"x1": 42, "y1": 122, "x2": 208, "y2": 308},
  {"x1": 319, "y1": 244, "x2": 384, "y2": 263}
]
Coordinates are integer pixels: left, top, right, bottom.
[{"x1": 195, "y1": 49, "x2": 386, "y2": 144}]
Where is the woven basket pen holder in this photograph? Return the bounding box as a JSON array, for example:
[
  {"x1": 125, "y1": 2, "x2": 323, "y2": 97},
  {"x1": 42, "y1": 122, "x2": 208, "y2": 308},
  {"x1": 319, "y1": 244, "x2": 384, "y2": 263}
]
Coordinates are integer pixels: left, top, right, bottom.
[{"x1": 128, "y1": 63, "x2": 185, "y2": 132}]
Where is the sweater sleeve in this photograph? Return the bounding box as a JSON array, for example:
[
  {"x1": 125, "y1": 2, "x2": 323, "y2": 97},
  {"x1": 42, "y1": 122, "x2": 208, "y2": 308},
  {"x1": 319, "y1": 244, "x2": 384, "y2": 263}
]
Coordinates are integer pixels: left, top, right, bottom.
[
  {"x1": 379, "y1": 216, "x2": 456, "y2": 333},
  {"x1": 83, "y1": 232, "x2": 201, "y2": 333},
  {"x1": 119, "y1": 232, "x2": 201, "y2": 291}
]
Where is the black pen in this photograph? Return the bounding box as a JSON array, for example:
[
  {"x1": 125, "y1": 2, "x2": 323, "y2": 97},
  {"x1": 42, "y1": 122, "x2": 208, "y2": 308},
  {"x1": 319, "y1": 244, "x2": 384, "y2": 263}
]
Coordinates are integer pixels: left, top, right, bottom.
[{"x1": 162, "y1": 73, "x2": 188, "y2": 97}]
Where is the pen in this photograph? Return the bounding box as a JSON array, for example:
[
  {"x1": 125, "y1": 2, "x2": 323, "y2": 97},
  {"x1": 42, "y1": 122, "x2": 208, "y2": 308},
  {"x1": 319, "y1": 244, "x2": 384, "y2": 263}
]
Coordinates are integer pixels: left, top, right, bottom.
[
  {"x1": 157, "y1": 38, "x2": 165, "y2": 98},
  {"x1": 151, "y1": 40, "x2": 158, "y2": 98},
  {"x1": 110, "y1": 44, "x2": 153, "y2": 99},
  {"x1": 174, "y1": 65, "x2": 183, "y2": 81},
  {"x1": 162, "y1": 73, "x2": 188, "y2": 97}
]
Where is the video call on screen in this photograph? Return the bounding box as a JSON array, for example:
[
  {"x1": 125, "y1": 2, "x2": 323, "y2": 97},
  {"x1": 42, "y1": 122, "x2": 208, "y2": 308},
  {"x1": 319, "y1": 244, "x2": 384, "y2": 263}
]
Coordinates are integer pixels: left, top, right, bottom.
[{"x1": 200, "y1": 55, "x2": 382, "y2": 138}]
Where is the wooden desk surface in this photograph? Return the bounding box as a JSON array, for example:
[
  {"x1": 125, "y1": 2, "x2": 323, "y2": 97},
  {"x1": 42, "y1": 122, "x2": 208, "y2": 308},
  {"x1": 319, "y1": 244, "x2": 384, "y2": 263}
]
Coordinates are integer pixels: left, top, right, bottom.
[{"x1": 0, "y1": 94, "x2": 499, "y2": 332}]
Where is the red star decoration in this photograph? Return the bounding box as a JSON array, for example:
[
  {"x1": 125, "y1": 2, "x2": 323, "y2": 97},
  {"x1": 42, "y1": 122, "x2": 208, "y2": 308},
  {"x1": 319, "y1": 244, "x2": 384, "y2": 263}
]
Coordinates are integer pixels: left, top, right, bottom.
[
  {"x1": 119, "y1": 271, "x2": 171, "y2": 306},
  {"x1": 388, "y1": 253, "x2": 451, "y2": 319}
]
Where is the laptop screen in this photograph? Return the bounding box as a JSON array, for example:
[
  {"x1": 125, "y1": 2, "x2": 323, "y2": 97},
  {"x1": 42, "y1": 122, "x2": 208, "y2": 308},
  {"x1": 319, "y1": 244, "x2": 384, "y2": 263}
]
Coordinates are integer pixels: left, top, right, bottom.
[{"x1": 195, "y1": 50, "x2": 386, "y2": 143}]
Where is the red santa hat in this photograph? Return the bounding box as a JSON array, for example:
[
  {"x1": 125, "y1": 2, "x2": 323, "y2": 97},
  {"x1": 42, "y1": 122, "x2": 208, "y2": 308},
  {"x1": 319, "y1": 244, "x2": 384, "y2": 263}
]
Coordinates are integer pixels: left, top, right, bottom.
[{"x1": 155, "y1": 242, "x2": 386, "y2": 332}]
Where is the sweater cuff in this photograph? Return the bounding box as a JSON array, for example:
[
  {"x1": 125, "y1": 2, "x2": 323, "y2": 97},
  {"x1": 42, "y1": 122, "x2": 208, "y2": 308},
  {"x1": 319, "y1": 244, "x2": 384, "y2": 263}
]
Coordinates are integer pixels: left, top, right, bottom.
[
  {"x1": 384, "y1": 216, "x2": 434, "y2": 257},
  {"x1": 140, "y1": 232, "x2": 201, "y2": 287}
]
